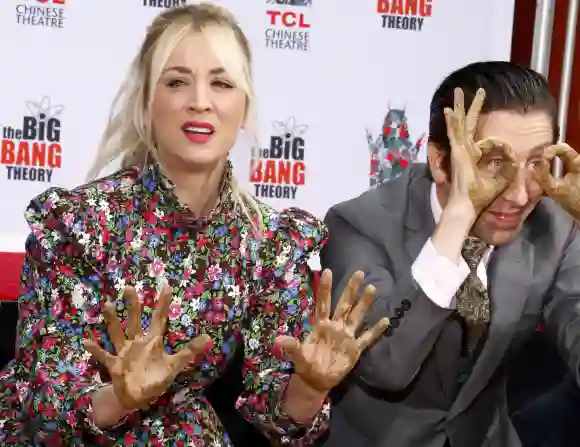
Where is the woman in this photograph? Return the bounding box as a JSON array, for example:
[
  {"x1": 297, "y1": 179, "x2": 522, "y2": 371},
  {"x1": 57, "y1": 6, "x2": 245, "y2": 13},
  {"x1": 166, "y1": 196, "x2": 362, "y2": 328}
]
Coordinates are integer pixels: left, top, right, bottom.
[{"x1": 0, "y1": 4, "x2": 388, "y2": 446}]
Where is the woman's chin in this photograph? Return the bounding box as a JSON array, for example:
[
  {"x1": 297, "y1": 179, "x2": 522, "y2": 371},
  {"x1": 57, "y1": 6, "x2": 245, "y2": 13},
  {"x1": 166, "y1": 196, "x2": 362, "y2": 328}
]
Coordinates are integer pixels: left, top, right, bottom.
[{"x1": 172, "y1": 152, "x2": 226, "y2": 170}]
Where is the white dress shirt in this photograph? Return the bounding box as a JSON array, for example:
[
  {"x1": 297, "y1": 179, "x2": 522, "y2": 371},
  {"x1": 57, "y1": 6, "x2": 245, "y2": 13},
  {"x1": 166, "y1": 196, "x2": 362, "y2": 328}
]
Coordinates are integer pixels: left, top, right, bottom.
[{"x1": 410, "y1": 184, "x2": 494, "y2": 308}]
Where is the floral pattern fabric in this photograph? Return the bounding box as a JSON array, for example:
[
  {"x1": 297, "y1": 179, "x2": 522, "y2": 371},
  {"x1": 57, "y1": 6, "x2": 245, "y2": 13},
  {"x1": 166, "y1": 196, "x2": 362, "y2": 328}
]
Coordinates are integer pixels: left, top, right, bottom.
[{"x1": 0, "y1": 163, "x2": 329, "y2": 446}]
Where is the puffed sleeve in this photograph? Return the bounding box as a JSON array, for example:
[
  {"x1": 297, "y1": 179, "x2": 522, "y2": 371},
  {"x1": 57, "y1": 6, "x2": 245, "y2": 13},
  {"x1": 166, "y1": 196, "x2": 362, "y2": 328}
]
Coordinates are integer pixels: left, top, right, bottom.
[
  {"x1": 15, "y1": 187, "x2": 118, "y2": 444},
  {"x1": 236, "y1": 207, "x2": 330, "y2": 445}
]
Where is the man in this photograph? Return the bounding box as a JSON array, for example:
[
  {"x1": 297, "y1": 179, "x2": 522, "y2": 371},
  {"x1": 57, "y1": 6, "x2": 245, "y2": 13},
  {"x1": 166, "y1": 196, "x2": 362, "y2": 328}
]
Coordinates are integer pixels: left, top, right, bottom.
[{"x1": 319, "y1": 61, "x2": 580, "y2": 446}]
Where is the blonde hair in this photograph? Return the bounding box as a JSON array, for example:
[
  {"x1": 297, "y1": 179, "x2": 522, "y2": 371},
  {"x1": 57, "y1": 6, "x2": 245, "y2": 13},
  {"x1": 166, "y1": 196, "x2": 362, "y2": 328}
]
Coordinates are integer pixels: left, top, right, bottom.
[{"x1": 87, "y1": 3, "x2": 263, "y2": 231}]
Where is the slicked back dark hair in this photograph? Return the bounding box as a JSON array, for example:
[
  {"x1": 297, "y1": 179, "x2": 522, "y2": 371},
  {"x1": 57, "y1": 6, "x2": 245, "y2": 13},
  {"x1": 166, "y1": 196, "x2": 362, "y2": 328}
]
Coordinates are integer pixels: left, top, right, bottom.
[{"x1": 428, "y1": 61, "x2": 558, "y2": 175}]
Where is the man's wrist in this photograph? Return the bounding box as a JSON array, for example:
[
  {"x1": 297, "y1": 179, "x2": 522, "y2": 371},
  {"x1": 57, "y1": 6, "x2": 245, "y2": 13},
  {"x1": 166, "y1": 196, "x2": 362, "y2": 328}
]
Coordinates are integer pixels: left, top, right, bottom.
[
  {"x1": 444, "y1": 197, "x2": 477, "y2": 226},
  {"x1": 431, "y1": 199, "x2": 476, "y2": 265}
]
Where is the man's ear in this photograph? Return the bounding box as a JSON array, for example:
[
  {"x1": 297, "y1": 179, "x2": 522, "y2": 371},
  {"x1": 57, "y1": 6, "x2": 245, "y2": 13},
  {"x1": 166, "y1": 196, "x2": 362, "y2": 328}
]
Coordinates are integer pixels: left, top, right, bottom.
[{"x1": 427, "y1": 142, "x2": 450, "y2": 184}]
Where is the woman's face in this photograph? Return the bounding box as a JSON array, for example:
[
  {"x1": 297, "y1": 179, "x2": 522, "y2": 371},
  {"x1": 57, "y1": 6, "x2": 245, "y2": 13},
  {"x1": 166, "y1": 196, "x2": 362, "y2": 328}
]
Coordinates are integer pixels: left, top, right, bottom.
[{"x1": 150, "y1": 31, "x2": 247, "y2": 170}]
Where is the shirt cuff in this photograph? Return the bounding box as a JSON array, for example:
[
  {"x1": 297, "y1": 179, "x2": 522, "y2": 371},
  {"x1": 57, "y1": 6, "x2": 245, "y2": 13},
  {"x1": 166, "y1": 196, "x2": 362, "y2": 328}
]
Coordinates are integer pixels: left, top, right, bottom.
[
  {"x1": 411, "y1": 238, "x2": 469, "y2": 308},
  {"x1": 270, "y1": 377, "x2": 331, "y2": 444}
]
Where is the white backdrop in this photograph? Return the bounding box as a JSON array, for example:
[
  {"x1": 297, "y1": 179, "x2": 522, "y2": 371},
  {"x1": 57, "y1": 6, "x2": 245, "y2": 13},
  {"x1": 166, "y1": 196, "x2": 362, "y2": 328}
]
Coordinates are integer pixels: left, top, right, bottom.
[{"x1": 0, "y1": 0, "x2": 515, "y2": 253}]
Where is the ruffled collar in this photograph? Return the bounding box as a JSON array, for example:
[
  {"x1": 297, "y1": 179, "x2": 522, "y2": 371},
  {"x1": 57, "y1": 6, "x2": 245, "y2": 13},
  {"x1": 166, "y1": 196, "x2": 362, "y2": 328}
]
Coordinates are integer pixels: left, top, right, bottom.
[{"x1": 140, "y1": 160, "x2": 235, "y2": 226}]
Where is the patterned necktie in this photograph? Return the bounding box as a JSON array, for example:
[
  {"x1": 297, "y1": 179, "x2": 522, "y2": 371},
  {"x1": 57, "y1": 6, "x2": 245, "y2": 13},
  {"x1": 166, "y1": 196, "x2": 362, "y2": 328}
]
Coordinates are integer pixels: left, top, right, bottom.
[{"x1": 455, "y1": 236, "x2": 490, "y2": 352}]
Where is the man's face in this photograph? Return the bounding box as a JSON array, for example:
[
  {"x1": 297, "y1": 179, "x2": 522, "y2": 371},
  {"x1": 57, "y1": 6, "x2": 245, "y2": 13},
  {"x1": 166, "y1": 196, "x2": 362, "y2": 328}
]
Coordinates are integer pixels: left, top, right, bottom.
[{"x1": 431, "y1": 110, "x2": 554, "y2": 245}]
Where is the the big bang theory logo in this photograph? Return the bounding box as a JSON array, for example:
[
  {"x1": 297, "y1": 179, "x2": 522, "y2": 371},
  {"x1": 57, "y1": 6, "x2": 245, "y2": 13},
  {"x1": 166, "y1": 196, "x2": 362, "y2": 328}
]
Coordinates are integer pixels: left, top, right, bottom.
[
  {"x1": 367, "y1": 106, "x2": 424, "y2": 187},
  {"x1": 249, "y1": 117, "x2": 307, "y2": 200},
  {"x1": 376, "y1": 0, "x2": 433, "y2": 32},
  {"x1": 0, "y1": 96, "x2": 63, "y2": 183}
]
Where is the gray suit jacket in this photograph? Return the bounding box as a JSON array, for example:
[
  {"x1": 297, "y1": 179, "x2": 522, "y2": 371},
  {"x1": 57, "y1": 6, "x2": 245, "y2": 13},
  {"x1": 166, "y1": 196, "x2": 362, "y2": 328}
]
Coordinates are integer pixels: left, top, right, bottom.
[{"x1": 318, "y1": 164, "x2": 580, "y2": 447}]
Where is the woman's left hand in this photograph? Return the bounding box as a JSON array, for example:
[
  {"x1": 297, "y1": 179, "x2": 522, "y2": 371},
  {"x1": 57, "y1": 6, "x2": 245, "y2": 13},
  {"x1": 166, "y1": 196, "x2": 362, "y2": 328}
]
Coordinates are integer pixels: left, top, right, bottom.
[{"x1": 276, "y1": 269, "x2": 390, "y2": 392}]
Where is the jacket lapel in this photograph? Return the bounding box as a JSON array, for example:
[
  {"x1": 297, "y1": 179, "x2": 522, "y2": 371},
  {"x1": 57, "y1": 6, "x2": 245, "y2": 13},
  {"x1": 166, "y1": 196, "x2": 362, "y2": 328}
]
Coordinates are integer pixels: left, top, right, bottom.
[
  {"x1": 449, "y1": 231, "x2": 534, "y2": 419},
  {"x1": 400, "y1": 167, "x2": 461, "y2": 399}
]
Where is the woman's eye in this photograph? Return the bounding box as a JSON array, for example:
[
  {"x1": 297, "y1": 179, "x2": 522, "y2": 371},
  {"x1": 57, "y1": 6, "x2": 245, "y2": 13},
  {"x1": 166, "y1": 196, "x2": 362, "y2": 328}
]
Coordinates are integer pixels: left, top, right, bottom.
[
  {"x1": 167, "y1": 79, "x2": 186, "y2": 88},
  {"x1": 213, "y1": 80, "x2": 232, "y2": 88}
]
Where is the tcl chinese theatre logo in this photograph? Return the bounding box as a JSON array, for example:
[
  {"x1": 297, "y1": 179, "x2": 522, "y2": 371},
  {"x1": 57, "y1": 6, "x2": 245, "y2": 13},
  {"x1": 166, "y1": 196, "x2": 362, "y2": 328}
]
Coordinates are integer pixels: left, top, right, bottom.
[
  {"x1": 265, "y1": 0, "x2": 311, "y2": 51},
  {"x1": 250, "y1": 117, "x2": 307, "y2": 200},
  {"x1": 367, "y1": 106, "x2": 424, "y2": 187},
  {"x1": 0, "y1": 96, "x2": 63, "y2": 183},
  {"x1": 142, "y1": 0, "x2": 185, "y2": 8},
  {"x1": 376, "y1": 0, "x2": 432, "y2": 32},
  {"x1": 16, "y1": 0, "x2": 66, "y2": 28}
]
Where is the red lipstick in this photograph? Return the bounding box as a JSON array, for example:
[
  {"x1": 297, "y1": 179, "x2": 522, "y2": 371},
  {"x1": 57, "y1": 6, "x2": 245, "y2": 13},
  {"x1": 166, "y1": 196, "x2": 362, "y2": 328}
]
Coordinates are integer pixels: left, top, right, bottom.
[{"x1": 181, "y1": 121, "x2": 215, "y2": 144}]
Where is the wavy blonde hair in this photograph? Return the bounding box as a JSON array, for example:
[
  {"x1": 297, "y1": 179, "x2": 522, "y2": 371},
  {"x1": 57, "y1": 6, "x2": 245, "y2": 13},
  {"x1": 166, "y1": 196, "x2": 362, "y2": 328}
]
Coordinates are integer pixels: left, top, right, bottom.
[{"x1": 87, "y1": 3, "x2": 263, "y2": 231}]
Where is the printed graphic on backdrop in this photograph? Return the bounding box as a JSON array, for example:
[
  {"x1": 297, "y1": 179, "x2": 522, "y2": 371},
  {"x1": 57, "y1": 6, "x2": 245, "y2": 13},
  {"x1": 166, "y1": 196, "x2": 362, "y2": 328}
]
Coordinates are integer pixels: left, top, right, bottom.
[
  {"x1": 16, "y1": 0, "x2": 66, "y2": 28},
  {"x1": 367, "y1": 106, "x2": 425, "y2": 187},
  {"x1": 377, "y1": 0, "x2": 432, "y2": 31},
  {"x1": 265, "y1": 0, "x2": 311, "y2": 51},
  {"x1": 1, "y1": 96, "x2": 63, "y2": 183},
  {"x1": 142, "y1": 0, "x2": 185, "y2": 8},
  {"x1": 250, "y1": 116, "x2": 306, "y2": 200}
]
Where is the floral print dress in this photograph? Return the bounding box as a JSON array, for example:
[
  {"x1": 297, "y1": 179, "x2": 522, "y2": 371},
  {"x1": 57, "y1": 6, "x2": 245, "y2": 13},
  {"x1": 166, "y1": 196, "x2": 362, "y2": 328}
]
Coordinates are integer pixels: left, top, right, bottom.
[{"x1": 0, "y1": 162, "x2": 329, "y2": 446}]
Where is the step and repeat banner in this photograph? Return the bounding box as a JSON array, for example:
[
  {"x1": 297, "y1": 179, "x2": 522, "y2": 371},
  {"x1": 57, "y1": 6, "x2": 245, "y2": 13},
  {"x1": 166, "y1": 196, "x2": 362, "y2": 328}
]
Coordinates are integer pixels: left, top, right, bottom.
[{"x1": 0, "y1": 0, "x2": 514, "y2": 296}]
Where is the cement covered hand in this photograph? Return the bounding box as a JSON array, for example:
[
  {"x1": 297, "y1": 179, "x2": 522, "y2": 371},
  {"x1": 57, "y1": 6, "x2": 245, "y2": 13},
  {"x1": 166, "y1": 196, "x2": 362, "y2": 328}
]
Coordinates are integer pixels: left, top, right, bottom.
[
  {"x1": 445, "y1": 87, "x2": 518, "y2": 213},
  {"x1": 84, "y1": 285, "x2": 211, "y2": 411},
  {"x1": 276, "y1": 270, "x2": 390, "y2": 392},
  {"x1": 537, "y1": 143, "x2": 580, "y2": 220}
]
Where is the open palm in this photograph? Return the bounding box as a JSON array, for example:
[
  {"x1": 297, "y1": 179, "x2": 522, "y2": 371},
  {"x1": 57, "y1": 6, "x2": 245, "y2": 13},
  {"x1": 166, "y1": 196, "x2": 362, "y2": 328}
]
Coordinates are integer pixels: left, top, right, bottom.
[
  {"x1": 84, "y1": 285, "x2": 211, "y2": 410},
  {"x1": 277, "y1": 270, "x2": 389, "y2": 391}
]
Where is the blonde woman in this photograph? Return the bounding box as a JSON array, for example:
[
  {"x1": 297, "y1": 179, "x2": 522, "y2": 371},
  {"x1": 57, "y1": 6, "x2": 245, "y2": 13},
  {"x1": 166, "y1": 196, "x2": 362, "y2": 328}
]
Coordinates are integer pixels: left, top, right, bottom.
[{"x1": 0, "y1": 4, "x2": 388, "y2": 445}]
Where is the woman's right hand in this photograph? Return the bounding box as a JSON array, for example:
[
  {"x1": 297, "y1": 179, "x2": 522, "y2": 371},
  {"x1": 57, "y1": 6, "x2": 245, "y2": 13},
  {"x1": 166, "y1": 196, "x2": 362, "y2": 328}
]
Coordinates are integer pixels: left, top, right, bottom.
[{"x1": 85, "y1": 285, "x2": 211, "y2": 411}]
